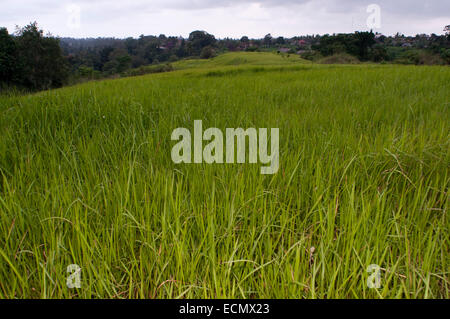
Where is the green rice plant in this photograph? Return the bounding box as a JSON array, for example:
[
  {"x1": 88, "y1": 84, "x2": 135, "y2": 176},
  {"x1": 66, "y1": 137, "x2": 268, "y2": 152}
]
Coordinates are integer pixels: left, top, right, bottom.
[{"x1": 0, "y1": 53, "x2": 448, "y2": 298}]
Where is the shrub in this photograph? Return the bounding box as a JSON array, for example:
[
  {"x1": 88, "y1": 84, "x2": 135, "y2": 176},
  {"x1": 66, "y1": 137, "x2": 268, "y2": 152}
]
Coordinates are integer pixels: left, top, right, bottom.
[
  {"x1": 317, "y1": 53, "x2": 360, "y2": 64},
  {"x1": 440, "y1": 48, "x2": 450, "y2": 64},
  {"x1": 300, "y1": 50, "x2": 323, "y2": 61},
  {"x1": 200, "y1": 46, "x2": 216, "y2": 59},
  {"x1": 246, "y1": 46, "x2": 258, "y2": 52},
  {"x1": 395, "y1": 50, "x2": 444, "y2": 65},
  {"x1": 121, "y1": 63, "x2": 173, "y2": 77},
  {"x1": 370, "y1": 44, "x2": 388, "y2": 62}
]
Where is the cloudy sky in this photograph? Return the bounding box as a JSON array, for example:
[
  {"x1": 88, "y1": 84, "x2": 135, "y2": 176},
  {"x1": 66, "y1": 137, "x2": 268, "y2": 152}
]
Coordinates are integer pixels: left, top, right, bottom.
[{"x1": 1, "y1": 0, "x2": 449, "y2": 38}]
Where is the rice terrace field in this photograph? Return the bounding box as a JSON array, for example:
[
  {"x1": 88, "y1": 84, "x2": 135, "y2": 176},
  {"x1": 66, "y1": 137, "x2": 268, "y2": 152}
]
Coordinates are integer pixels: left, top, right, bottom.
[{"x1": 0, "y1": 52, "x2": 448, "y2": 298}]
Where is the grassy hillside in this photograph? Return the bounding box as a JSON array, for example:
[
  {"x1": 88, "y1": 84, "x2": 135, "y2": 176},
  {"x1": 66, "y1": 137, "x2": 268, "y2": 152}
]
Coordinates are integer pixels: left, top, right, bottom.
[
  {"x1": 0, "y1": 53, "x2": 448, "y2": 298},
  {"x1": 173, "y1": 51, "x2": 309, "y2": 70}
]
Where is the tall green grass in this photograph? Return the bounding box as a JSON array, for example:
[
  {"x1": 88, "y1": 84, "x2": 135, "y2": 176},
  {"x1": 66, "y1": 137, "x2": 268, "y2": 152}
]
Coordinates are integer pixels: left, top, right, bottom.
[{"x1": 0, "y1": 55, "x2": 448, "y2": 298}]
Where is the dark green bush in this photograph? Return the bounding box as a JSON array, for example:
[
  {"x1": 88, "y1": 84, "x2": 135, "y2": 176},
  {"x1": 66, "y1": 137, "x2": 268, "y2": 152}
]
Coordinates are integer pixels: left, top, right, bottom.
[{"x1": 121, "y1": 63, "x2": 173, "y2": 77}]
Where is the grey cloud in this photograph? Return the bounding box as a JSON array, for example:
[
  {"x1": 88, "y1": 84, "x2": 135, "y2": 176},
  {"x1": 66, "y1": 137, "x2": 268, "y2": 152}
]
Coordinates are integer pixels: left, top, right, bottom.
[
  {"x1": 2, "y1": 0, "x2": 449, "y2": 18},
  {"x1": 150, "y1": 0, "x2": 450, "y2": 18},
  {"x1": 0, "y1": 0, "x2": 448, "y2": 37}
]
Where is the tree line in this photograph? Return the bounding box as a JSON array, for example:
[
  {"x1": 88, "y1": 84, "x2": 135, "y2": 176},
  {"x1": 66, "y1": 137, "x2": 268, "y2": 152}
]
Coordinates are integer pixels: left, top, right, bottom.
[
  {"x1": 307, "y1": 31, "x2": 450, "y2": 64},
  {"x1": 1, "y1": 22, "x2": 449, "y2": 92}
]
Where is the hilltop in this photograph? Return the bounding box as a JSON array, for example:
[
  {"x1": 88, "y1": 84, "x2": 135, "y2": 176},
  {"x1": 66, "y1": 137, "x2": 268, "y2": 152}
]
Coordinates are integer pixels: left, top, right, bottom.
[{"x1": 172, "y1": 51, "x2": 308, "y2": 69}]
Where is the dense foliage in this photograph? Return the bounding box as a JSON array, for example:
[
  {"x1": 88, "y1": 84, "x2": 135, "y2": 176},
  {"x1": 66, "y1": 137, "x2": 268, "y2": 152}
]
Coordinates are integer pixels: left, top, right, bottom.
[
  {"x1": 0, "y1": 23, "x2": 68, "y2": 91},
  {"x1": 308, "y1": 32, "x2": 450, "y2": 64}
]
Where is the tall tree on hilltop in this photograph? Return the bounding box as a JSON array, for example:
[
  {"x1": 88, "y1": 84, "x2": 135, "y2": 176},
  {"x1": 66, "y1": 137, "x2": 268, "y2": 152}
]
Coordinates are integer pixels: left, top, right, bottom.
[
  {"x1": 0, "y1": 27, "x2": 18, "y2": 85},
  {"x1": 187, "y1": 31, "x2": 216, "y2": 56},
  {"x1": 14, "y1": 22, "x2": 69, "y2": 90}
]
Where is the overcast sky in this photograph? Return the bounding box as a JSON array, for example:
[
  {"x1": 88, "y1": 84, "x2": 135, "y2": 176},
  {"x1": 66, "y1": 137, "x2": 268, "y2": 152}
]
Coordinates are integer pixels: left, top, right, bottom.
[{"x1": 1, "y1": 0, "x2": 449, "y2": 38}]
